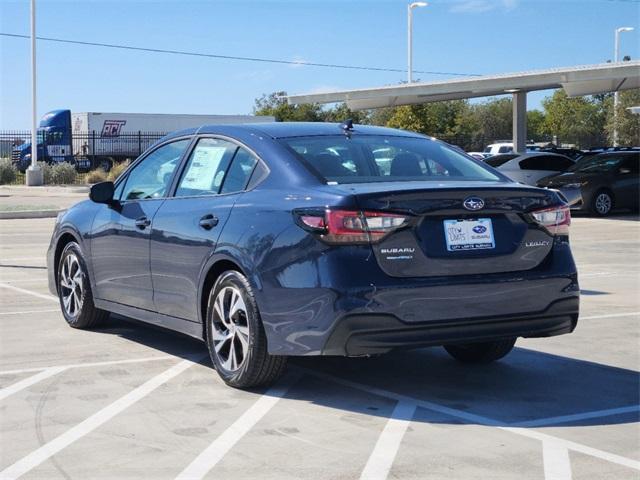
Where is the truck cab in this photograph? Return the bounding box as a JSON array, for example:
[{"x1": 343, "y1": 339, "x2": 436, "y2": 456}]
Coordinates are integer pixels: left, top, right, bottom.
[{"x1": 11, "y1": 110, "x2": 73, "y2": 172}]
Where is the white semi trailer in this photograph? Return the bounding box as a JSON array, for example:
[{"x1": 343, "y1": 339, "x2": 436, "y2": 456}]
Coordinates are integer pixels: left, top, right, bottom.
[{"x1": 12, "y1": 109, "x2": 275, "y2": 172}]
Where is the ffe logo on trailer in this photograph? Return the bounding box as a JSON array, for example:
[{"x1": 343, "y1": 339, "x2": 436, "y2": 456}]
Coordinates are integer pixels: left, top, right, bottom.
[
  {"x1": 101, "y1": 120, "x2": 127, "y2": 138},
  {"x1": 463, "y1": 197, "x2": 485, "y2": 211}
]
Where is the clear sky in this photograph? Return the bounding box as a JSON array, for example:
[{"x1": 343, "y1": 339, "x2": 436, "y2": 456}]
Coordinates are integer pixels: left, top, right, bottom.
[{"x1": 1, "y1": 0, "x2": 638, "y2": 129}]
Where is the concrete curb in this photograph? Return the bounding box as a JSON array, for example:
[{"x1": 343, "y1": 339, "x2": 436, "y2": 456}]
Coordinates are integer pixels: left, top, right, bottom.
[{"x1": 0, "y1": 210, "x2": 61, "y2": 220}]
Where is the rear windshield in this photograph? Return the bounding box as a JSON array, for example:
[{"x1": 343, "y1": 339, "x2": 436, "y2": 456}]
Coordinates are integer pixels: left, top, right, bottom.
[
  {"x1": 281, "y1": 135, "x2": 501, "y2": 184},
  {"x1": 486, "y1": 154, "x2": 518, "y2": 167}
]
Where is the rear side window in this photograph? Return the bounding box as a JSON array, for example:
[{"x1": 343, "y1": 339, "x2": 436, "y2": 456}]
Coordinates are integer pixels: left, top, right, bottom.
[
  {"x1": 519, "y1": 155, "x2": 574, "y2": 171},
  {"x1": 498, "y1": 146, "x2": 512, "y2": 153},
  {"x1": 220, "y1": 148, "x2": 258, "y2": 194},
  {"x1": 175, "y1": 138, "x2": 237, "y2": 197},
  {"x1": 282, "y1": 135, "x2": 501, "y2": 184}
]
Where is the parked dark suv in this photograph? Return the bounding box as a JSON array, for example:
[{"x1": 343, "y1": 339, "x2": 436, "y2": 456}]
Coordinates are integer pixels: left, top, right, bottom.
[
  {"x1": 48, "y1": 123, "x2": 579, "y2": 388},
  {"x1": 538, "y1": 151, "x2": 639, "y2": 216}
]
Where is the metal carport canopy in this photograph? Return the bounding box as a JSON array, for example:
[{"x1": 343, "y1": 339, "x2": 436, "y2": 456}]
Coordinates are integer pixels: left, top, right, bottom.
[{"x1": 287, "y1": 62, "x2": 640, "y2": 151}]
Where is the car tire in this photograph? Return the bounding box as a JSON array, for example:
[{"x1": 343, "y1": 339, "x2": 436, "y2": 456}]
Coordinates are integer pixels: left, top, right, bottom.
[
  {"x1": 205, "y1": 271, "x2": 287, "y2": 389},
  {"x1": 444, "y1": 338, "x2": 516, "y2": 363},
  {"x1": 591, "y1": 189, "x2": 614, "y2": 216},
  {"x1": 57, "y1": 242, "x2": 109, "y2": 329}
]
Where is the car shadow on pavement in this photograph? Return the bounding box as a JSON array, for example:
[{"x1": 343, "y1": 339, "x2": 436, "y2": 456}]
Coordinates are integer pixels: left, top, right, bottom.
[{"x1": 100, "y1": 315, "x2": 639, "y2": 429}]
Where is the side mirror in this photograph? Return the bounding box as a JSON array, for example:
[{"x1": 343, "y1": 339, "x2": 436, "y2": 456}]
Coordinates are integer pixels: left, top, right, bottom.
[
  {"x1": 619, "y1": 167, "x2": 631, "y2": 175},
  {"x1": 89, "y1": 181, "x2": 115, "y2": 205}
]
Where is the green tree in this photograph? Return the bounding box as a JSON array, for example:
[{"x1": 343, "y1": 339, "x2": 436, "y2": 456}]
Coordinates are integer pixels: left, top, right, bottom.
[
  {"x1": 367, "y1": 107, "x2": 397, "y2": 126},
  {"x1": 386, "y1": 100, "x2": 469, "y2": 137},
  {"x1": 541, "y1": 90, "x2": 606, "y2": 148},
  {"x1": 605, "y1": 88, "x2": 640, "y2": 146},
  {"x1": 254, "y1": 92, "x2": 371, "y2": 124},
  {"x1": 470, "y1": 98, "x2": 513, "y2": 143},
  {"x1": 526, "y1": 109, "x2": 546, "y2": 142},
  {"x1": 253, "y1": 91, "x2": 323, "y2": 122},
  {"x1": 321, "y1": 103, "x2": 369, "y2": 124}
]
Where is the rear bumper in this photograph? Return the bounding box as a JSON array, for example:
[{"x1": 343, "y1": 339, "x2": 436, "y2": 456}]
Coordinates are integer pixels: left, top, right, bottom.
[
  {"x1": 259, "y1": 232, "x2": 579, "y2": 356},
  {"x1": 322, "y1": 297, "x2": 578, "y2": 356}
]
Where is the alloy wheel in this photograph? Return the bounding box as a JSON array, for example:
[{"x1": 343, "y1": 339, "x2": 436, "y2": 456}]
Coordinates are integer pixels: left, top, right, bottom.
[
  {"x1": 595, "y1": 193, "x2": 612, "y2": 215},
  {"x1": 60, "y1": 253, "x2": 84, "y2": 317},
  {"x1": 211, "y1": 286, "x2": 250, "y2": 372}
]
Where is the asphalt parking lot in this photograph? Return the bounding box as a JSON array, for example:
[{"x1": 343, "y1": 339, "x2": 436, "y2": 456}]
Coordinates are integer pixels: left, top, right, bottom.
[{"x1": 0, "y1": 215, "x2": 638, "y2": 480}]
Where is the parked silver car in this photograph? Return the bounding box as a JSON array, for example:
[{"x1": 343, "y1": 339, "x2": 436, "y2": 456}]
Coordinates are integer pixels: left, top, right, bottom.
[{"x1": 487, "y1": 153, "x2": 575, "y2": 186}]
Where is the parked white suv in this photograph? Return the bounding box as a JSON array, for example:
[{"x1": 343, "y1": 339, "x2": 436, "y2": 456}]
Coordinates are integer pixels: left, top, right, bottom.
[{"x1": 483, "y1": 143, "x2": 514, "y2": 155}]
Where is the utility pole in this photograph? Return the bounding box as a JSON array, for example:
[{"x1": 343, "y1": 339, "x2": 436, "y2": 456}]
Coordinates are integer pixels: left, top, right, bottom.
[
  {"x1": 613, "y1": 26, "x2": 634, "y2": 147},
  {"x1": 26, "y1": 0, "x2": 43, "y2": 186},
  {"x1": 407, "y1": 2, "x2": 427, "y2": 83}
]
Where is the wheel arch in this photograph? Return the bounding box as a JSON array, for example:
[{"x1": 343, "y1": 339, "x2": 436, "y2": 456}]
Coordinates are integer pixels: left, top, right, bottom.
[
  {"x1": 198, "y1": 253, "x2": 262, "y2": 338},
  {"x1": 53, "y1": 230, "x2": 82, "y2": 294}
]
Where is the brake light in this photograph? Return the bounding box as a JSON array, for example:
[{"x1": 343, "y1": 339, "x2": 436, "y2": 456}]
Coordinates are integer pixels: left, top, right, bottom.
[
  {"x1": 531, "y1": 205, "x2": 571, "y2": 236},
  {"x1": 297, "y1": 209, "x2": 408, "y2": 244}
]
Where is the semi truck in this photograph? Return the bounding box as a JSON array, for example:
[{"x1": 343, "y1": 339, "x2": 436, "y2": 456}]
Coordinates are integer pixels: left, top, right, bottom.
[{"x1": 12, "y1": 110, "x2": 275, "y2": 172}]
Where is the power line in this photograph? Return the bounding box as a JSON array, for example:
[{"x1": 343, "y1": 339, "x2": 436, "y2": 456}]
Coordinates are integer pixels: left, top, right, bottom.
[{"x1": 0, "y1": 32, "x2": 481, "y2": 78}]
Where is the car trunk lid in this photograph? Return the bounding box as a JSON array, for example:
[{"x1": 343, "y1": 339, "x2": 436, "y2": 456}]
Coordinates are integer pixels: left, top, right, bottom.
[{"x1": 342, "y1": 181, "x2": 561, "y2": 277}]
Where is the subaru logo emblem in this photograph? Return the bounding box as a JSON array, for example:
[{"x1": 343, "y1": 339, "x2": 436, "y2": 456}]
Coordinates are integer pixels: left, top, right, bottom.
[
  {"x1": 472, "y1": 225, "x2": 487, "y2": 234},
  {"x1": 463, "y1": 197, "x2": 485, "y2": 211}
]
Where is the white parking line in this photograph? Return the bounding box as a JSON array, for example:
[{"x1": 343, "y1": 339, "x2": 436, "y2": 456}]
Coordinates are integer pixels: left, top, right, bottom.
[
  {"x1": 0, "y1": 257, "x2": 46, "y2": 262},
  {"x1": 0, "y1": 283, "x2": 57, "y2": 302},
  {"x1": 504, "y1": 427, "x2": 640, "y2": 471},
  {"x1": 0, "y1": 355, "x2": 177, "y2": 375},
  {"x1": 0, "y1": 367, "x2": 67, "y2": 401},
  {"x1": 515, "y1": 405, "x2": 640, "y2": 428},
  {"x1": 0, "y1": 278, "x2": 48, "y2": 284},
  {"x1": 579, "y1": 272, "x2": 614, "y2": 277},
  {"x1": 0, "y1": 243, "x2": 50, "y2": 248},
  {"x1": 0, "y1": 233, "x2": 51, "y2": 237},
  {"x1": 0, "y1": 355, "x2": 204, "y2": 480},
  {"x1": 0, "y1": 308, "x2": 59, "y2": 316},
  {"x1": 543, "y1": 440, "x2": 572, "y2": 480},
  {"x1": 580, "y1": 312, "x2": 640, "y2": 320},
  {"x1": 297, "y1": 368, "x2": 640, "y2": 472},
  {"x1": 175, "y1": 373, "x2": 300, "y2": 480},
  {"x1": 359, "y1": 400, "x2": 416, "y2": 480}
]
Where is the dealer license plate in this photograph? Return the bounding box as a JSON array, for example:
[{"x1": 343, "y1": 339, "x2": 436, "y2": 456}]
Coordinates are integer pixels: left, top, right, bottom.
[{"x1": 443, "y1": 218, "x2": 495, "y2": 252}]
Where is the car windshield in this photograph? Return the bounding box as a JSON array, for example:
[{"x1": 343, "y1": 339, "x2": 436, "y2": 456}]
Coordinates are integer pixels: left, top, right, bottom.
[
  {"x1": 568, "y1": 155, "x2": 624, "y2": 173},
  {"x1": 281, "y1": 135, "x2": 502, "y2": 184}
]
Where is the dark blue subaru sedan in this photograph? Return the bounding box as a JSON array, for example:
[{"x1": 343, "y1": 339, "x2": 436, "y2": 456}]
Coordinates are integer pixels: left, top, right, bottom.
[{"x1": 47, "y1": 122, "x2": 579, "y2": 388}]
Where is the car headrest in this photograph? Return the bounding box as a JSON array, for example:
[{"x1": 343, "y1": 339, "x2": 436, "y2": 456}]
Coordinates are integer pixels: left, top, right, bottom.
[
  {"x1": 312, "y1": 153, "x2": 351, "y2": 177},
  {"x1": 390, "y1": 153, "x2": 423, "y2": 177}
]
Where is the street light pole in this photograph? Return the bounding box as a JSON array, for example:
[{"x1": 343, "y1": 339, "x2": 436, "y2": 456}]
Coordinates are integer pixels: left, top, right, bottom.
[
  {"x1": 26, "y1": 0, "x2": 43, "y2": 186},
  {"x1": 407, "y1": 2, "x2": 427, "y2": 83},
  {"x1": 613, "y1": 26, "x2": 634, "y2": 147}
]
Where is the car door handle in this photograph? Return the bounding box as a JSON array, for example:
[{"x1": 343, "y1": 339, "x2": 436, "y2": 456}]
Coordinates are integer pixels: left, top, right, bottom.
[
  {"x1": 135, "y1": 216, "x2": 151, "y2": 229},
  {"x1": 199, "y1": 214, "x2": 219, "y2": 230}
]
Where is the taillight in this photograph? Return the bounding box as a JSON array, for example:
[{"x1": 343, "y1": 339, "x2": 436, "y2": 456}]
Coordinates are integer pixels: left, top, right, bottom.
[
  {"x1": 531, "y1": 205, "x2": 571, "y2": 236},
  {"x1": 297, "y1": 209, "x2": 408, "y2": 244}
]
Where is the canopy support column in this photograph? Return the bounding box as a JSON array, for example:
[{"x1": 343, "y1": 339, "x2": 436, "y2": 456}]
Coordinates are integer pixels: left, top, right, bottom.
[{"x1": 512, "y1": 91, "x2": 527, "y2": 153}]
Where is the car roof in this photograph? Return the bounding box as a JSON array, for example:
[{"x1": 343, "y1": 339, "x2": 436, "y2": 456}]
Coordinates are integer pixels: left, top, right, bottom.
[
  {"x1": 513, "y1": 152, "x2": 573, "y2": 159},
  {"x1": 160, "y1": 122, "x2": 428, "y2": 141},
  {"x1": 591, "y1": 151, "x2": 639, "y2": 158}
]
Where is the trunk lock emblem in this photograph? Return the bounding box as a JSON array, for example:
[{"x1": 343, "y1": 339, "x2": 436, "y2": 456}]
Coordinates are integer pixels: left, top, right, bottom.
[{"x1": 463, "y1": 197, "x2": 485, "y2": 211}]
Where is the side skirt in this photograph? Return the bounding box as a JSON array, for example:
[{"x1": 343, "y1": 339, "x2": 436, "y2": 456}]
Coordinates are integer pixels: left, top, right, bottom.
[{"x1": 94, "y1": 298, "x2": 204, "y2": 340}]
